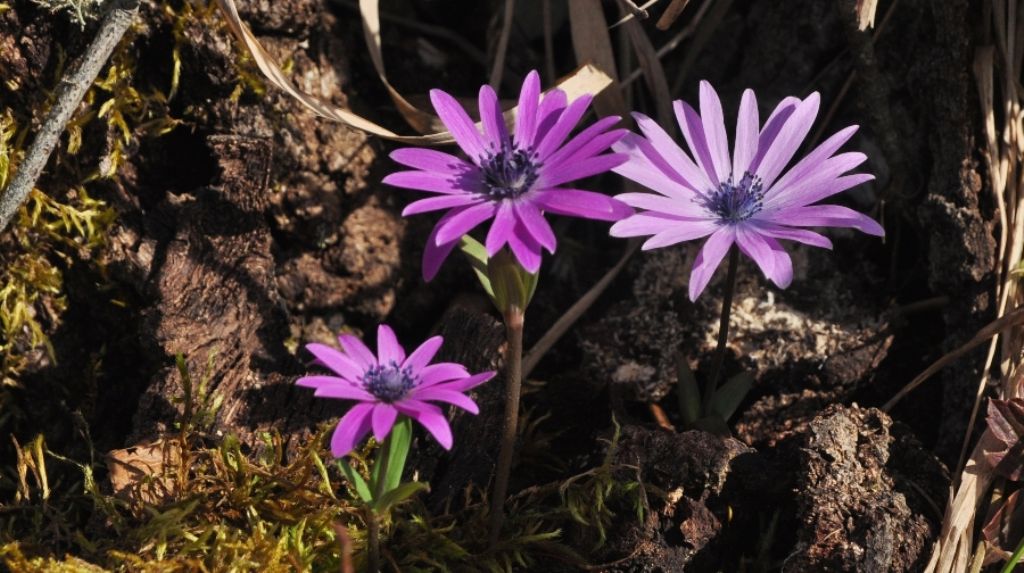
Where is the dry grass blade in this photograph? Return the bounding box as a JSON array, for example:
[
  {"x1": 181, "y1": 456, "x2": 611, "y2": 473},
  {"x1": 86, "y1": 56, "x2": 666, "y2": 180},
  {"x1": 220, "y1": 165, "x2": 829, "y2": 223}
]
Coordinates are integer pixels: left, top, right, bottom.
[
  {"x1": 883, "y1": 308, "x2": 1024, "y2": 412},
  {"x1": 214, "y1": 0, "x2": 615, "y2": 144},
  {"x1": 610, "y1": 0, "x2": 662, "y2": 28},
  {"x1": 656, "y1": 0, "x2": 690, "y2": 30},
  {"x1": 855, "y1": 0, "x2": 879, "y2": 30},
  {"x1": 489, "y1": 0, "x2": 516, "y2": 89},
  {"x1": 569, "y1": 0, "x2": 627, "y2": 116}
]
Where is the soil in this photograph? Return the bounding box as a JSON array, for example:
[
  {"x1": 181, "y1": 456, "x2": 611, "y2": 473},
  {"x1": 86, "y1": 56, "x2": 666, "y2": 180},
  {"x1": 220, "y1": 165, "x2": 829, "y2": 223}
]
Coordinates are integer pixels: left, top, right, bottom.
[{"x1": 0, "y1": 0, "x2": 994, "y2": 570}]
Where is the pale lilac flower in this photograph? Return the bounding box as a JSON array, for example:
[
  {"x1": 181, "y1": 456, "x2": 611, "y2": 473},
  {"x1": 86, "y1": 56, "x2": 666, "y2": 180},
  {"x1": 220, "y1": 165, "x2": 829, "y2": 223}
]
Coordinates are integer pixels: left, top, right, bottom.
[
  {"x1": 610, "y1": 81, "x2": 884, "y2": 301},
  {"x1": 297, "y1": 325, "x2": 495, "y2": 457},
  {"x1": 383, "y1": 70, "x2": 633, "y2": 279}
]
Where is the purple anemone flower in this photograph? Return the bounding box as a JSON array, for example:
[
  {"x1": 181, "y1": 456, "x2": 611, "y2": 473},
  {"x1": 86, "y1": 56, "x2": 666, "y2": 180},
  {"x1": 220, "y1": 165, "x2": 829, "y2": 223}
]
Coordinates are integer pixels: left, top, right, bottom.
[
  {"x1": 383, "y1": 70, "x2": 633, "y2": 279},
  {"x1": 609, "y1": 81, "x2": 884, "y2": 301},
  {"x1": 297, "y1": 325, "x2": 495, "y2": 457}
]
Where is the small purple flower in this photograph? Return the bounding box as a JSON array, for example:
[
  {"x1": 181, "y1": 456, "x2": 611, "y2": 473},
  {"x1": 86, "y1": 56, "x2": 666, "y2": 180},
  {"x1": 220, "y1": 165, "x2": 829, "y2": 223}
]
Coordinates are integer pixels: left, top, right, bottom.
[
  {"x1": 297, "y1": 325, "x2": 495, "y2": 457},
  {"x1": 609, "y1": 81, "x2": 884, "y2": 301},
  {"x1": 383, "y1": 70, "x2": 633, "y2": 279}
]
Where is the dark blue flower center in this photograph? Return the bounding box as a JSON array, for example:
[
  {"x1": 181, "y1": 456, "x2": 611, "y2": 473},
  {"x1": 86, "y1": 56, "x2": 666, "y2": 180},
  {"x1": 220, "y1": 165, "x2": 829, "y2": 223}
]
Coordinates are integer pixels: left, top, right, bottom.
[
  {"x1": 480, "y1": 146, "x2": 540, "y2": 201},
  {"x1": 362, "y1": 362, "x2": 416, "y2": 403},
  {"x1": 699, "y1": 172, "x2": 765, "y2": 223}
]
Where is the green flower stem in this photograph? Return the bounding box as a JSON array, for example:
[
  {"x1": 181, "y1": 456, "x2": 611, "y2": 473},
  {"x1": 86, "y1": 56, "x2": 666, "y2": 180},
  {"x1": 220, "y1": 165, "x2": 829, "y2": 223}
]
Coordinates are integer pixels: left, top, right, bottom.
[
  {"x1": 703, "y1": 246, "x2": 739, "y2": 417},
  {"x1": 489, "y1": 304, "x2": 525, "y2": 547},
  {"x1": 1001, "y1": 532, "x2": 1024, "y2": 573},
  {"x1": 367, "y1": 431, "x2": 393, "y2": 573}
]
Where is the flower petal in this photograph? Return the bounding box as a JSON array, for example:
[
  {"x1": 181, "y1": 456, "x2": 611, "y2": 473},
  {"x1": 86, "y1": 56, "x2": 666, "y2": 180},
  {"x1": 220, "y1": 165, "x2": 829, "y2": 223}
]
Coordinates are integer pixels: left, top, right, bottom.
[
  {"x1": 675, "y1": 99, "x2": 721, "y2": 185},
  {"x1": 486, "y1": 202, "x2": 516, "y2": 256},
  {"x1": 699, "y1": 81, "x2": 732, "y2": 183},
  {"x1": 330, "y1": 403, "x2": 374, "y2": 457},
  {"x1": 371, "y1": 404, "x2": 399, "y2": 442},
  {"x1": 423, "y1": 208, "x2": 463, "y2": 281},
  {"x1": 441, "y1": 371, "x2": 497, "y2": 392},
  {"x1": 396, "y1": 401, "x2": 453, "y2": 450},
  {"x1": 611, "y1": 132, "x2": 701, "y2": 201},
  {"x1": 514, "y1": 70, "x2": 542, "y2": 149},
  {"x1": 732, "y1": 89, "x2": 760, "y2": 177},
  {"x1": 402, "y1": 194, "x2": 481, "y2": 216},
  {"x1": 610, "y1": 212, "x2": 696, "y2": 238},
  {"x1": 633, "y1": 112, "x2": 714, "y2": 193},
  {"x1": 410, "y1": 387, "x2": 480, "y2": 414},
  {"x1": 763, "y1": 204, "x2": 884, "y2": 236},
  {"x1": 749, "y1": 221, "x2": 833, "y2": 249},
  {"x1": 735, "y1": 225, "x2": 775, "y2": 280},
  {"x1": 615, "y1": 192, "x2": 709, "y2": 219},
  {"x1": 339, "y1": 334, "x2": 377, "y2": 368},
  {"x1": 515, "y1": 201, "x2": 557, "y2": 252},
  {"x1": 419, "y1": 362, "x2": 472, "y2": 386},
  {"x1": 765, "y1": 162, "x2": 871, "y2": 210},
  {"x1": 763, "y1": 125, "x2": 859, "y2": 200},
  {"x1": 430, "y1": 88, "x2": 487, "y2": 163},
  {"x1": 383, "y1": 170, "x2": 478, "y2": 195},
  {"x1": 403, "y1": 335, "x2": 443, "y2": 371},
  {"x1": 377, "y1": 324, "x2": 405, "y2": 365},
  {"x1": 507, "y1": 219, "x2": 544, "y2": 272},
  {"x1": 748, "y1": 96, "x2": 799, "y2": 174},
  {"x1": 389, "y1": 148, "x2": 475, "y2": 175},
  {"x1": 688, "y1": 226, "x2": 736, "y2": 301},
  {"x1": 753, "y1": 92, "x2": 821, "y2": 189},
  {"x1": 641, "y1": 219, "x2": 720, "y2": 251},
  {"x1": 304, "y1": 343, "x2": 363, "y2": 380},
  {"x1": 763, "y1": 237, "x2": 794, "y2": 288},
  {"x1": 435, "y1": 202, "x2": 498, "y2": 245},
  {"x1": 533, "y1": 188, "x2": 633, "y2": 221},
  {"x1": 535, "y1": 87, "x2": 569, "y2": 144},
  {"x1": 537, "y1": 153, "x2": 628, "y2": 188},
  {"x1": 479, "y1": 84, "x2": 510, "y2": 150},
  {"x1": 311, "y1": 379, "x2": 375, "y2": 401},
  {"x1": 535, "y1": 94, "x2": 593, "y2": 160},
  {"x1": 544, "y1": 117, "x2": 624, "y2": 169}
]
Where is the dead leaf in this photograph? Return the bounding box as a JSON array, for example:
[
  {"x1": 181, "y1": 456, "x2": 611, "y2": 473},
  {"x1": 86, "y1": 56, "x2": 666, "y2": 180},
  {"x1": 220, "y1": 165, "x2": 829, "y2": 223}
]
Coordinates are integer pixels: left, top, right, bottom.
[
  {"x1": 982, "y1": 489, "x2": 1024, "y2": 566},
  {"x1": 106, "y1": 439, "x2": 182, "y2": 506},
  {"x1": 656, "y1": 0, "x2": 690, "y2": 30},
  {"x1": 984, "y1": 398, "x2": 1024, "y2": 481},
  {"x1": 568, "y1": 0, "x2": 627, "y2": 117}
]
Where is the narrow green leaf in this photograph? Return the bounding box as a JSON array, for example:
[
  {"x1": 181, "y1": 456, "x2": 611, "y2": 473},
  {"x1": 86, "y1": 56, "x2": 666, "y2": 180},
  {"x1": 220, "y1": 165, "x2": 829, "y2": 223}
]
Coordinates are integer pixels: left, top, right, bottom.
[
  {"x1": 675, "y1": 354, "x2": 700, "y2": 426},
  {"x1": 372, "y1": 481, "x2": 429, "y2": 514},
  {"x1": 337, "y1": 459, "x2": 372, "y2": 503},
  {"x1": 459, "y1": 235, "x2": 495, "y2": 298},
  {"x1": 710, "y1": 371, "x2": 754, "y2": 421},
  {"x1": 383, "y1": 418, "x2": 412, "y2": 492}
]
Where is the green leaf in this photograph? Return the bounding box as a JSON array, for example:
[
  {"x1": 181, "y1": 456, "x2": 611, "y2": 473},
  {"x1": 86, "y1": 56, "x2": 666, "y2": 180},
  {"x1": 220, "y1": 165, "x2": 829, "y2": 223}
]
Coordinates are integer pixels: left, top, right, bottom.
[
  {"x1": 710, "y1": 371, "x2": 754, "y2": 421},
  {"x1": 337, "y1": 459, "x2": 372, "y2": 503},
  {"x1": 372, "y1": 481, "x2": 429, "y2": 514},
  {"x1": 459, "y1": 236, "x2": 495, "y2": 299},
  {"x1": 675, "y1": 354, "x2": 700, "y2": 426},
  {"x1": 370, "y1": 418, "x2": 412, "y2": 494}
]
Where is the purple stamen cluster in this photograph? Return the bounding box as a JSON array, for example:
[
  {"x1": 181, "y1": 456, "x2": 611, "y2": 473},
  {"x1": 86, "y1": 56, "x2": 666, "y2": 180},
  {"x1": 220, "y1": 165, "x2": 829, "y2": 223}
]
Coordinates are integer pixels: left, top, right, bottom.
[
  {"x1": 362, "y1": 362, "x2": 416, "y2": 403},
  {"x1": 699, "y1": 172, "x2": 765, "y2": 223},
  {"x1": 480, "y1": 146, "x2": 540, "y2": 201}
]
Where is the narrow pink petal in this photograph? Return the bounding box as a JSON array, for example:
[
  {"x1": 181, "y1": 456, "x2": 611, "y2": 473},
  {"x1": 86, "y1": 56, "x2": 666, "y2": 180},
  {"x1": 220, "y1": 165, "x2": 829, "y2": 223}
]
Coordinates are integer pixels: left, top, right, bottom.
[
  {"x1": 371, "y1": 404, "x2": 399, "y2": 442},
  {"x1": 507, "y1": 219, "x2": 544, "y2": 273},
  {"x1": 764, "y1": 156, "x2": 870, "y2": 209},
  {"x1": 699, "y1": 81, "x2": 732, "y2": 183},
  {"x1": 419, "y1": 362, "x2": 472, "y2": 386},
  {"x1": 748, "y1": 96, "x2": 800, "y2": 174},
  {"x1": 330, "y1": 403, "x2": 374, "y2": 457},
  {"x1": 389, "y1": 148, "x2": 475, "y2": 175},
  {"x1": 423, "y1": 208, "x2": 463, "y2": 281},
  {"x1": 674, "y1": 100, "x2": 720, "y2": 185},
  {"x1": 515, "y1": 202, "x2": 556, "y2": 252},
  {"x1": 486, "y1": 202, "x2": 516, "y2": 256},
  {"x1": 535, "y1": 94, "x2": 593, "y2": 160},
  {"x1": 688, "y1": 226, "x2": 736, "y2": 301},
  {"x1": 479, "y1": 84, "x2": 509, "y2": 150},
  {"x1": 753, "y1": 93, "x2": 821, "y2": 189},
  {"x1": 610, "y1": 212, "x2": 696, "y2": 238},
  {"x1": 435, "y1": 202, "x2": 497, "y2": 245},
  {"x1": 403, "y1": 335, "x2": 443, "y2": 371},
  {"x1": 632, "y1": 113, "x2": 714, "y2": 193},
  {"x1": 535, "y1": 88, "x2": 569, "y2": 145},
  {"x1": 396, "y1": 401, "x2": 453, "y2": 450},
  {"x1": 382, "y1": 170, "x2": 478, "y2": 195},
  {"x1": 763, "y1": 237, "x2": 794, "y2": 289},
  {"x1": 311, "y1": 379, "x2": 375, "y2": 401},
  {"x1": 749, "y1": 221, "x2": 833, "y2": 249},
  {"x1": 537, "y1": 153, "x2": 628, "y2": 188},
  {"x1": 409, "y1": 387, "x2": 480, "y2": 414},
  {"x1": 732, "y1": 89, "x2": 759, "y2": 178},
  {"x1": 304, "y1": 343, "x2": 363, "y2": 380},
  {"x1": 514, "y1": 71, "x2": 542, "y2": 149},
  {"x1": 402, "y1": 194, "x2": 480, "y2": 216},
  {"x1": 615, "y1": 192, "x2": 708, "y2": 219},
  {"x1": 763, "y1": 204, "x2": 884, "y2": 236},
  {"x1": 533, "y1": 189, "x2": 633, "y2": 221},
  {"x1": 441, "y1": 371, "x2": 497, "y2": 392},
  {"x1": 544, "y1": 117, "x2": 624, "y2": 169},
  {"x1": 764, "y1": 125, "x2": 859, "y2": 199},
  {"x1": 641, "y1": 219, "x2": 720, "y2": 251},
  {"x1": 611, "y1": 133, "x2": 701, "y2": 200},
  {"x1": 430, "y1": 88, "x2": 487, "y2": 162},
  {"x1": 735, "y1": 225, "x2": 775, "y2": 280},
  {"x1": 376, "y1": 324, "x2": 405, "y2": 365},
  {"x1": 339, "y1": 334, "x2": 377, "y2": 368}
]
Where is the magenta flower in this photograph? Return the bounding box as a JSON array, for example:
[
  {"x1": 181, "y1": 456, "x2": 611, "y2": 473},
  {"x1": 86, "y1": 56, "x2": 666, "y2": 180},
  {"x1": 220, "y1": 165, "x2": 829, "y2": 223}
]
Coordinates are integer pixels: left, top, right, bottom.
[
  {"x1": 297, "y1": 325, "x2": 496, "y2": 457},
  {"x1": 383, "y1": 70, "x2": 633, "y2": 279},
  {"x1": 609, "y1": 81, "x2": 884, "y2": 301}
]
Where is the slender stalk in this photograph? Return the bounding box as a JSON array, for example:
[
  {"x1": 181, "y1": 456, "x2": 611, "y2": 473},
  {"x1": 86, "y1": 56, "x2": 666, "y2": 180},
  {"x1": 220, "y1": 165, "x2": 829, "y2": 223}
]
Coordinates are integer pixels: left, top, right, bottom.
[
  {"x1": 1000, "y1": 532, "x2": 1024, "y2": 573},
  {"x1": 703, "y1": 247, "x2": 738, "y2": 417},
  {"x1": 367, "y1": 437, "x2": 391, "y2": 573},
  {"x1": 489, "y1": 305, "x2": 525, "y2": 547}
]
